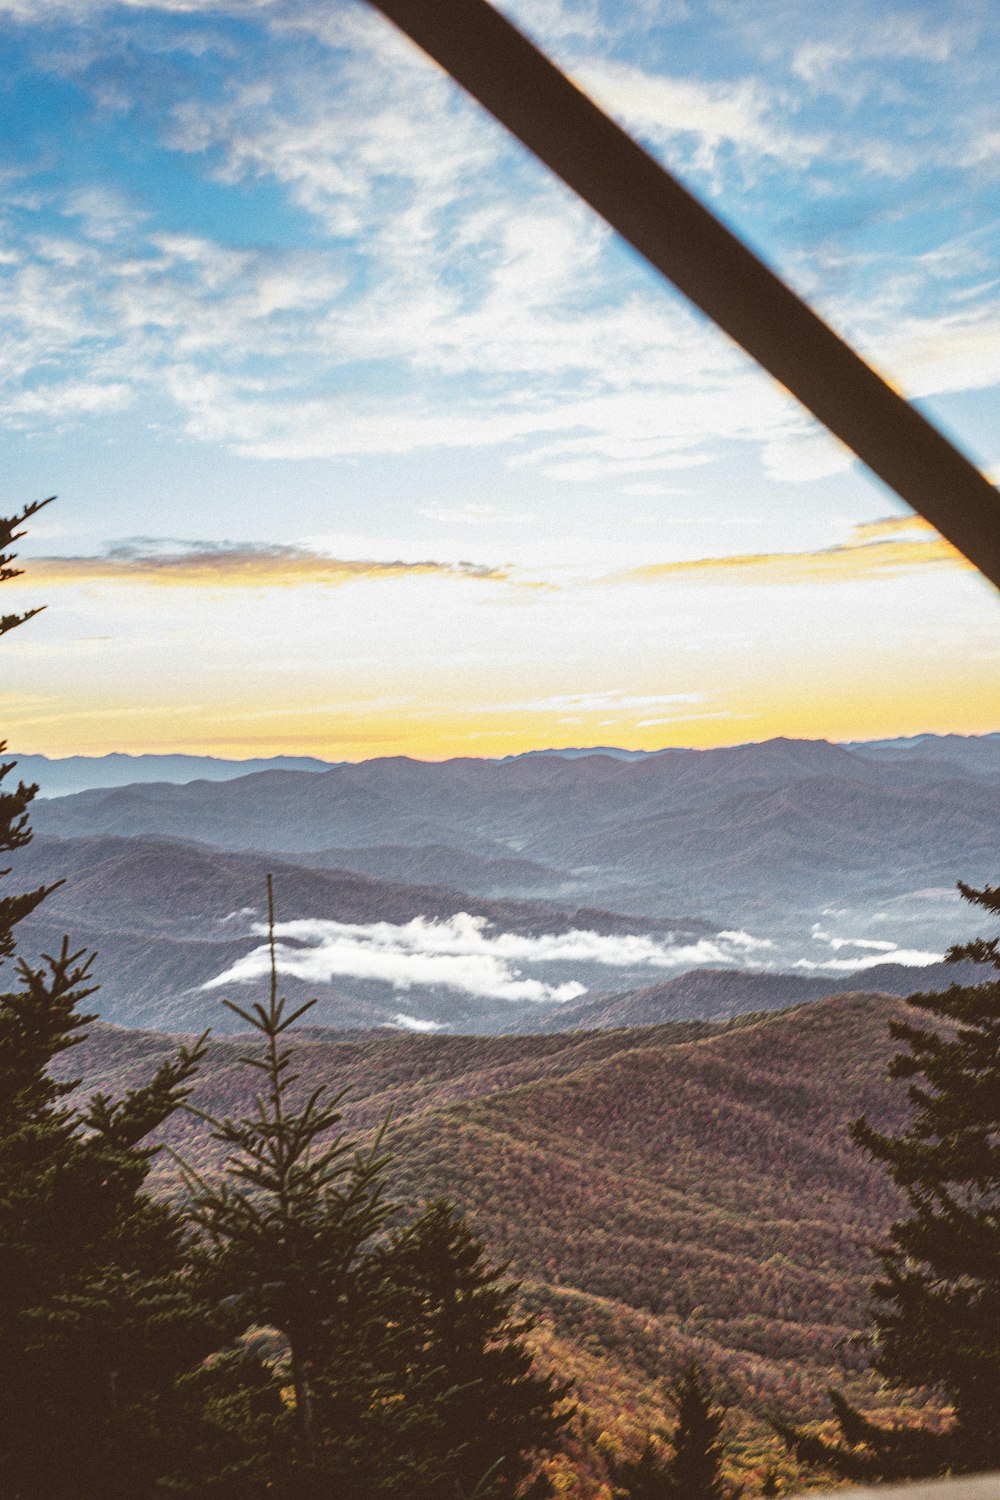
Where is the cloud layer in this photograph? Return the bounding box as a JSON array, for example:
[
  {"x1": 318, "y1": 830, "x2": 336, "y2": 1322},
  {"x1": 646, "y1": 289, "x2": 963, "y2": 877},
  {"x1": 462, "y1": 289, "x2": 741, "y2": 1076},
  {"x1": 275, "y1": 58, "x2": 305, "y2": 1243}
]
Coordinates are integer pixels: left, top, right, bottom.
[
  {"x1": 22, "y1": 540, "x2": 510, "y2": 590},
  {"x1": 203, "y1": 912, "x2": 776, "y2": 1006},
  {"x1": 14, "y1": 515, "x2": 967, "y2": 599},
  {"x1": 609, "y1": 516, "x2": 969, "y2": 587}
]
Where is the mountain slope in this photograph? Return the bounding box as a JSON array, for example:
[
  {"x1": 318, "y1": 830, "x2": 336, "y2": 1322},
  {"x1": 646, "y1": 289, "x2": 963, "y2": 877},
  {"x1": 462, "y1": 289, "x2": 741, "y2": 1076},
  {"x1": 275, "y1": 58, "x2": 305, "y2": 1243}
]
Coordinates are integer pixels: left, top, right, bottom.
[
  {"x1": 58, "y1": 993, "x2": 928, "y2": 1470},
  {"x1": 545, "y1": 959, "x2": 986, "y2": 1029}
]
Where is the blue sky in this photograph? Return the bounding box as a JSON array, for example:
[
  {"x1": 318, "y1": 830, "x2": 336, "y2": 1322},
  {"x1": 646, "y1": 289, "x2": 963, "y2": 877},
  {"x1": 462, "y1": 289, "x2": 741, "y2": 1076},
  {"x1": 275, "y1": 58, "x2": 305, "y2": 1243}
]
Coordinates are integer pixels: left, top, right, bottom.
[{"x1": 1, "y1": 0, "x2": 999, "y2": 757}]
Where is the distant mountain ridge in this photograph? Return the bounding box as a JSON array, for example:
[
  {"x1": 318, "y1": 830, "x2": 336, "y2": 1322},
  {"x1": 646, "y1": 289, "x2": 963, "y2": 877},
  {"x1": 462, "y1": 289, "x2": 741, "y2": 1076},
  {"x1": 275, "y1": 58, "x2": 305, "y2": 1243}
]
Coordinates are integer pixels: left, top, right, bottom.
[
  {"x1": 30, "y1": 737, "x2": 1000, "y2": 938},
  {"x1": 544, "y1": 960, "x2": 984, "y2": 1030},
  {"x1": 14, "y1": 731, "x2": 1000, "y2": 800},
  {"x1": 12, "y1": 829, "x2": 975, "y2": 1035},
  {"x1": 10, "y1": 751, "x2": 338, "y2": 799}
]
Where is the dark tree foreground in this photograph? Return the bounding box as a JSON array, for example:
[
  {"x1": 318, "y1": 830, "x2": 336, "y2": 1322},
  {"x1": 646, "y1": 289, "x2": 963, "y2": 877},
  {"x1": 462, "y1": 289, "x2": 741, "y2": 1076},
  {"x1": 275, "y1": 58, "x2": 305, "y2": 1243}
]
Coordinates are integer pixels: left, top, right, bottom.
[
  {"x1": 605, "y1": 1363, "x2": 742, "y2": 1500},
  {"x1": 180, "y1": 874, "x2": 571, "y2": 1497},
  {"x1": 0, "y1": 502, "x2": 245, "y2": 1497},
  {"x1": 777, "y1": 878, "x2": 1000, "y2": 1480}
]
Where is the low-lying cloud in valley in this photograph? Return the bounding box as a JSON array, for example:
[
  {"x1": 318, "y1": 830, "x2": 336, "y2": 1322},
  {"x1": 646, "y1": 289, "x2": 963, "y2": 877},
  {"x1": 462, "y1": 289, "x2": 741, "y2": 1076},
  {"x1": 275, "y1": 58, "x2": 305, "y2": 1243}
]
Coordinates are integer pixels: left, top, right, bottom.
[
  {"x1": 203, "y1": 913, "x2": 776, "y2": 1006},
  {"x1": 796, "y1": 923, "x2": 943, "y2": 971}
]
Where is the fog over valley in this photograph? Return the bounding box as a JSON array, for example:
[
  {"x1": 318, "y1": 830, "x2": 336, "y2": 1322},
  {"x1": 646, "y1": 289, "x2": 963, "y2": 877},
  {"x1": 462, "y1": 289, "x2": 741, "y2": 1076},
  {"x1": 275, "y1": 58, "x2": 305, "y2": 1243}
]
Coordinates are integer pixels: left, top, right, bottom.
[{"x1": 13, "y1": 734, "x2": 996, "y2": 1034}]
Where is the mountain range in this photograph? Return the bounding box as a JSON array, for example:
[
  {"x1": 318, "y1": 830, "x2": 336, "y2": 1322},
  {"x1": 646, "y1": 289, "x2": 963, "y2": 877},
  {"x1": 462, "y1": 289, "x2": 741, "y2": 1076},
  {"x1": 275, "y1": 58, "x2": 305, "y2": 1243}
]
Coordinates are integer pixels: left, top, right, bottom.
[
  {"x1": 12, "y1": 733, "x2": 996, "y2": 1033},
  {"x1": 14, "y1": 731, "x2": 1000, "y2": 799},
  {"x1": 18, "y1": 736, "x2": 994, "y2": 1486}
]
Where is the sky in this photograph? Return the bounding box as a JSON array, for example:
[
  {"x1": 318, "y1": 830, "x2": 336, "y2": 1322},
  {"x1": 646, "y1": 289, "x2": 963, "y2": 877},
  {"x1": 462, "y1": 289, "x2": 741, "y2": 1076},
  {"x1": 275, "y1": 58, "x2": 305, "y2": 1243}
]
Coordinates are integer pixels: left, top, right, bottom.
[{"x1": 1, "y1": 0, "x2": 999, "y2": 760}]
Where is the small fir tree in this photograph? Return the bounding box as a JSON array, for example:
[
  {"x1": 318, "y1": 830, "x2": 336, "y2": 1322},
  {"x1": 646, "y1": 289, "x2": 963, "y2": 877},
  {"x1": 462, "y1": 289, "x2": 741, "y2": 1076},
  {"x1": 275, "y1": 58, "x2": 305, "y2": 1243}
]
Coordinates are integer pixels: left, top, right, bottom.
[
  {"x1": 182, "y1": 875, "x2": 571, "y2": 1497},
  {"x1": 178, "y1": 874, "x2": 398, "y2": 1490},
  {"x1": 381, "y1": 1199, "x2": 573, "y2": 1497},
  {"x1": 607, "y1": 1363, "x2": 741, "y2": 1500},
  {"x1": 775, "y1": 878, "x2": 1000, "y2": 1479}
]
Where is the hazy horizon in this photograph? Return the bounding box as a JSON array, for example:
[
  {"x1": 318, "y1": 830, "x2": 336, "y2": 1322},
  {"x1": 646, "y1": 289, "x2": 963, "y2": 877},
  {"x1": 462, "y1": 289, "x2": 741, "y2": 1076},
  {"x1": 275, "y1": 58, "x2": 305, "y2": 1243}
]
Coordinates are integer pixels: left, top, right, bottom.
[{"x1": 11, "y1": 727, "x2": 1000, "y2": 768}]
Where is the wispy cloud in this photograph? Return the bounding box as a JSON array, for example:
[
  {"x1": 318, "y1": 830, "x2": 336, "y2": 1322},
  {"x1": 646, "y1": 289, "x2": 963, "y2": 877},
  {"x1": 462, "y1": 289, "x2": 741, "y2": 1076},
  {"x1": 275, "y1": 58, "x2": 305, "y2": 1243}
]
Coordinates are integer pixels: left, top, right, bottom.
[
  {"x1": 387, "y1": 1013, "x2": 450, "y2": 1033},
  {"x1": 607, "y1": 515, "x2": 971, "y2": 587},
  {"x1": 473, "y1": 689, "x2": 706, "y2": 716},
  {"x1": 14, "y1": 516, "x2": 969, "y2": 596},
  {"x1": 0, "y1": 0, "x2": 996, "y2": 492},
  {"x1": 578, "y1": 58, "x2": 826, "y2": 175},
  {"x1": 791, "y1": 14, "x2": 967, "y2": 90},
  {"x1": 794, "y1": 946, "x2": 944, "y2": 972},
  {"x1": 19, "y1": 540, "x2": 511, "y2": 590}
]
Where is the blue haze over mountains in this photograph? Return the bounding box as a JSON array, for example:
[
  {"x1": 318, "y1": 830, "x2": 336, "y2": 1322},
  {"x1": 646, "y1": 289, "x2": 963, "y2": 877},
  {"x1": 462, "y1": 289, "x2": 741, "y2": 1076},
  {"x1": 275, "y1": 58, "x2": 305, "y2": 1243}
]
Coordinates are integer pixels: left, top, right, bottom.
[{"x1": 13, "y1": 734, "x2": 1000, "y2": 1035}]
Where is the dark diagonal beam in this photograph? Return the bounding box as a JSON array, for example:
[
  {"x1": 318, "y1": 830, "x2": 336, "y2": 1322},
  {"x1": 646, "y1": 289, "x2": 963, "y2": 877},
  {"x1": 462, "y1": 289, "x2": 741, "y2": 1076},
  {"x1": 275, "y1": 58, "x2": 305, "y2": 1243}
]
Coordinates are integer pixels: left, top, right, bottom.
[{"x1": 365, "y1": 0, "x2": 1000, "y2": 588}]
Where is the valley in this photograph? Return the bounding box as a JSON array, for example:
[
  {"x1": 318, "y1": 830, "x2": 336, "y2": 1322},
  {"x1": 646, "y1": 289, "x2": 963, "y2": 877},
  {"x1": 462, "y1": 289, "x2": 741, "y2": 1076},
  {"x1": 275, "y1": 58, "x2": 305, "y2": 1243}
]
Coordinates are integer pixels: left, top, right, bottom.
[{"x1": 14, "y1": 733, "x2": 997, "y2": 1034}]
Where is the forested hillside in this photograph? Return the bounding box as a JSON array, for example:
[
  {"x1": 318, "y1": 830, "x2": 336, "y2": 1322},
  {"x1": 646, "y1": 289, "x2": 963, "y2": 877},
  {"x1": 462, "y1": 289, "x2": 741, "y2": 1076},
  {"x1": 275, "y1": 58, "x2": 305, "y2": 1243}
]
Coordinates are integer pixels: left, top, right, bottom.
[{"x1": 58, "y1": 992, "x2": 936, "y2": 1485}]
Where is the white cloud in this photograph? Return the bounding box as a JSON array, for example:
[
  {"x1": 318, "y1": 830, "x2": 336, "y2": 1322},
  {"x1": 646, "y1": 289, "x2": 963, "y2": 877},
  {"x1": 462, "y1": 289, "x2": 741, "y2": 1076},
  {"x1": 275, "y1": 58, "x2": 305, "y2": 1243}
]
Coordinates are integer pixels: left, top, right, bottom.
[
  {"x1": 827, "y1": 937, "x2": 898, "y2": 952},
  {"x1": 203, "y1": 911, "x2": 776, "y2": 1006},
  {"x1": 760, "y1": 428, "x2": 855, "y2": 484},
  {"x1": 804, "y1": 924, "x2": 943, "y2": 970},
  {"x1": 791, "y1": 15, "x2": 963, "y2": 87},
  {"x1": 64, "y1": 186, "x2": 148, "y2": 242},
  {"x1": 717, "y1": 929, "x2": 776, "y2": 951},
  {"x1": 5, "y1": 379, "x2": 133, "y2": 420},
  {"x1": 386, "y1": 1013, "x2": 450, "y2": 1032},
  {"x1": 495, "y1": 0, "x2": 605, "y2": 47},
  {"x1": 578, "y1": 58, "x2": 825, "y2": 173},
  {"x1": 794, "y1": 947, "x2": 943, "y2": 972},
  {"x1": 960, "y1": 130, "x2": 1000, "y2": 169},
  {"x1": 884, "y1": 303, "x2": 1000, "y2": 399}
]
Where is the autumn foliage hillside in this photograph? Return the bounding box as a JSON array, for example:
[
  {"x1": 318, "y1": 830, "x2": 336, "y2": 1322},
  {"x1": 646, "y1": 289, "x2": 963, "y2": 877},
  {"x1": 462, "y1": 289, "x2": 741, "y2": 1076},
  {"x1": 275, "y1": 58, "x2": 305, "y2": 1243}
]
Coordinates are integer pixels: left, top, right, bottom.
[{"x1": 59, "y1": 993, "x2": 927, "y2": 1480}]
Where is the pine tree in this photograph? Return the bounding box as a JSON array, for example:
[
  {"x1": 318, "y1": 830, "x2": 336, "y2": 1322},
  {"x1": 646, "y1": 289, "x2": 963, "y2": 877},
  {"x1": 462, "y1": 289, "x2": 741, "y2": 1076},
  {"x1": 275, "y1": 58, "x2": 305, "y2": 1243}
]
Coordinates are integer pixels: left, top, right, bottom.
[
  {"x1": 178, "y1": 873, "x2": 414, "y2": 1493},
  {"x1": 0, "y1": 500, "x2": 235, "y2": 1498},
  {"x1": 607, "y1": 1363, "x2": 741, "y2": 1500},
  {"x1": 182, "y1": 875, "x2": 571, "y2": 1497},
  {"x1": 668, "y1": 1364, "x2": 741, "y2": 1500},
  {"x1": 380, "y1": 1199, "x2": 573, "y2": 1497},
  {"x1": 775, "y1": 878, "x2": 1000, "y2": 1480}
]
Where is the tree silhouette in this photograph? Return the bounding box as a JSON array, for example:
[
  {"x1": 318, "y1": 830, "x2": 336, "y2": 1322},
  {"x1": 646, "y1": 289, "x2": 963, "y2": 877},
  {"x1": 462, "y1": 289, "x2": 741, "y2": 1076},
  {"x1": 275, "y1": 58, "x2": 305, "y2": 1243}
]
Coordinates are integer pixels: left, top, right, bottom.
[
  {"x1": 606, "y1": 1363, "x2": 741, "y2": 1500},
  {"x1": 181, "y1": 874, "x2": 570, "y2": 1496},
  {"x1": 380, "y1": 1199, "x2": 572, "y2": 1497},
  {"x1": 179, "y1": 873, "x2": 396, "y2": 1490},
  {"x1": 775, "y1": 878, "x2": 1000, "y2": 1479},
  {"x1": 0, "y1": 498, "x2": 57, "y2": 960},
  {"x1": 0, "y1": 500, "x2": 229, "y2": 1498}
]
